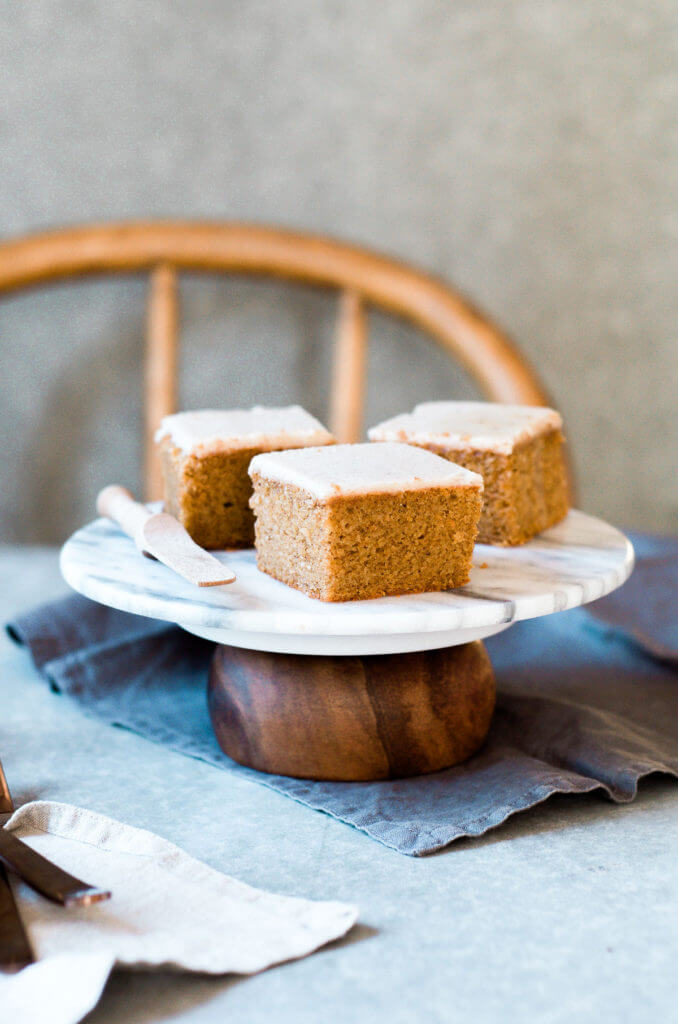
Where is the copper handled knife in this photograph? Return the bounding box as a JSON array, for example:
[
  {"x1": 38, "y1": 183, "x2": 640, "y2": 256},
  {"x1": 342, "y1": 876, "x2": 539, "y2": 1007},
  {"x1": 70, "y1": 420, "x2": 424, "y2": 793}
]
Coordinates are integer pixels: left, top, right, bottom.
[
  {"x1": 0, "y1": 759, "x2": 111, "y2": 908},
  {"x1": 96, "y1": 486, "x2": 236, "y2": 587},
  {"x1": 0, "y1": 866, "x2": 33, "y2": 970}
]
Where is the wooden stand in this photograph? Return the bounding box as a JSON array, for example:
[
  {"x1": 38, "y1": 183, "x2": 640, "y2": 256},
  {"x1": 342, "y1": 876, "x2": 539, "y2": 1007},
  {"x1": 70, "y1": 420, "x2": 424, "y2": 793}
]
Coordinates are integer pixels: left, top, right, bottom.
[{"x1": 208, "y1": 641, "x2": 495, "y2": 781}]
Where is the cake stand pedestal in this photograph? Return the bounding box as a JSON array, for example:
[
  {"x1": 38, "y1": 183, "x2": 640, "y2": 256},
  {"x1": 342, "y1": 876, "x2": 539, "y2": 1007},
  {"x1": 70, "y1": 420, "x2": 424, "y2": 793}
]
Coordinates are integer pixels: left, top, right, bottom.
[
  {"x1": 208, "y1": 641, "x2": 495, "y2": 781},
  {"x1": 60, "y1": 509, "x2": 634, "y2": 782}
]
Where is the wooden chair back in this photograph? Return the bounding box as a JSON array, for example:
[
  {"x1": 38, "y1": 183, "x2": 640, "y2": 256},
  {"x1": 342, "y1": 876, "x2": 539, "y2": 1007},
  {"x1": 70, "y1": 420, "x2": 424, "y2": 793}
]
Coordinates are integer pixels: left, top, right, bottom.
[{"x1": 0, "y1": 221, "x2": 554, "y2": 499}]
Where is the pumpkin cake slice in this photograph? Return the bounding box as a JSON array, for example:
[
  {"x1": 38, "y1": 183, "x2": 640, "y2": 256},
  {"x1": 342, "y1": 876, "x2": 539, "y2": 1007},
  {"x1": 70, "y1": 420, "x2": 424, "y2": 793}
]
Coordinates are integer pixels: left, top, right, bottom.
[
  {"x1": 156, "y1": 406, "x2": 334, "y2": 549},
  {"x1": 248, "y1": 442, "x2": 483, "y2": 602},
  {"x1": 368, "y1": 401, "x2": 568, "y2": 546}
]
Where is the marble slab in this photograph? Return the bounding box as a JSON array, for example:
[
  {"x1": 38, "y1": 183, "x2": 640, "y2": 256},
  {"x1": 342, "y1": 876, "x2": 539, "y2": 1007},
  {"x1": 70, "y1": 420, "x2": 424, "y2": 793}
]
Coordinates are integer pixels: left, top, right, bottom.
[{"x1": 59, "y1": 510, "x2": 634, "y2": 655}]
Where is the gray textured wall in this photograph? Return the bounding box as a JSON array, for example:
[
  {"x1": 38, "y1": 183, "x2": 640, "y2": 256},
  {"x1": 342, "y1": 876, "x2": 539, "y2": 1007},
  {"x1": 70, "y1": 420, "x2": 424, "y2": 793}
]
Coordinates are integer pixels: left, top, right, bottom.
[{"x1": 1, "y1": 2, "x2": 676, "y2": 543}]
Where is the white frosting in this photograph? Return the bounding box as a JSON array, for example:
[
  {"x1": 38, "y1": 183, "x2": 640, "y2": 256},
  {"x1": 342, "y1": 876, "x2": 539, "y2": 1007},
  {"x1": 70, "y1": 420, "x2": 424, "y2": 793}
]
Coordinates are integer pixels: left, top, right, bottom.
[
  {"x1": 249, "y1": 442, "x2": 483, "y2": 499},
  {"x1": 368, "y1": 401, "x2": 563, "y2": 455},
  {"x1": 155, "y1": 406, "x2": 334, "y2": 455}
]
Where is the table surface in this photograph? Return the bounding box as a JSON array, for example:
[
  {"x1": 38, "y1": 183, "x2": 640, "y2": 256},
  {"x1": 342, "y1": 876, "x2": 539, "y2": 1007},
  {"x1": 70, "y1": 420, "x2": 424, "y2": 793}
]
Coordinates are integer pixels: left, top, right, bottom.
[{"x1": 2, "y1": 545, "x2": 677, "y2": 1024}]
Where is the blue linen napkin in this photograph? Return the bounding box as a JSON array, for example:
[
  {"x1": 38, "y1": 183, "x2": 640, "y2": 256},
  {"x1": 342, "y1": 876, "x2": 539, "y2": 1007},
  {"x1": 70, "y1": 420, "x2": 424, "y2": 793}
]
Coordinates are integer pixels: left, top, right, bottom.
[
  {"x1": 584, "y1": 531, "x2": 678, "y2": 664},
  {"x1": 7, "y1": 534, "x2": 677, "y2": 857}
]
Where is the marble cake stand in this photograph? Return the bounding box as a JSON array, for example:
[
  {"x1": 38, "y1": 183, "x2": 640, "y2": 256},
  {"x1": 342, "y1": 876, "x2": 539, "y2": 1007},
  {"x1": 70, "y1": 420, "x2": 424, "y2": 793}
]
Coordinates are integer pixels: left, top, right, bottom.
[{"x1": 61, "y1": 510, "x2": 634, "y2": 781}]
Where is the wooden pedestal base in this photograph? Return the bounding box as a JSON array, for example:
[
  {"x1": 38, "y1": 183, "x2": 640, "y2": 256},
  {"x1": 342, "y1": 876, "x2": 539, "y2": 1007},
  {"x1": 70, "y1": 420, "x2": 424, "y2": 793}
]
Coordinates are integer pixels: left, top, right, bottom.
[{"x1": 208, "y1": 641, "x2": 495, "y2": 781}]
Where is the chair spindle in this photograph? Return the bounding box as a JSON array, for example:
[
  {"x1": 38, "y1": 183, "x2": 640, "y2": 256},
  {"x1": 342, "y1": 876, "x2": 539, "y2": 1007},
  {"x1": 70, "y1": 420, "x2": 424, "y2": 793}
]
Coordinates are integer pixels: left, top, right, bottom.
[
  {"x1": 329, "y1": 290, "x2": 367, "y2": 443},
  {"x1": 145, "y1": 263, "x2": 178, "y2": 501}
]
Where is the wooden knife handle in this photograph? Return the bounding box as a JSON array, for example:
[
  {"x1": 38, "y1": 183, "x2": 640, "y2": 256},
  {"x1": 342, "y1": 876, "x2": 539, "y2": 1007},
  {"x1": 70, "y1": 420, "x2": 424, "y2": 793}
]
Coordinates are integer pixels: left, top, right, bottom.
[{"x1": 96, "y1": 485, "x2": 151, "y2": 546}]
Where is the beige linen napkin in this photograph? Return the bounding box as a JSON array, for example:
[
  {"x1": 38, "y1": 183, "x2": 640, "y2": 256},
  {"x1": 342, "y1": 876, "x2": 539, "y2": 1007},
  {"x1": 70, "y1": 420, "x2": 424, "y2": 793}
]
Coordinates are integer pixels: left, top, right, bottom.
[{"x1": 0, "y1": 801, "x2": 359, "y2": 1024}]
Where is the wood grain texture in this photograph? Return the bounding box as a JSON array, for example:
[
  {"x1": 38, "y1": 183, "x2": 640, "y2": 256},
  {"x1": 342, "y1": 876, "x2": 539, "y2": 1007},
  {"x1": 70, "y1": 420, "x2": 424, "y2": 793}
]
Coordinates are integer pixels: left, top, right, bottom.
[{"x1": 208, "y1": 641, "x2": 495, "y2": 781}]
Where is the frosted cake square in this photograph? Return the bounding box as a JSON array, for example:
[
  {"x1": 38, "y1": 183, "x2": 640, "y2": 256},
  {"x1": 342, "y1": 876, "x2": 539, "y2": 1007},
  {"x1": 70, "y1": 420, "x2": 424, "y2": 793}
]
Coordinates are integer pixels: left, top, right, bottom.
[
  {"x1": 248, "y1": 442, "x2": 483, "y2": 602},
  {"x1": 369, "y1": 401, "x2": 568, "y2": 546},
  {"x1": 156, "y1": 406, "x2": 334, "y2": 549}
]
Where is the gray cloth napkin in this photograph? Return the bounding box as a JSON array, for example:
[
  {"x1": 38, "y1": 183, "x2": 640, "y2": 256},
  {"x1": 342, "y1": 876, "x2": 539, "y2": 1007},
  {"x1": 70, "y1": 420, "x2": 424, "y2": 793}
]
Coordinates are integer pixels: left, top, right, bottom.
[{"x1": 7, "y1": 533, "x2": 677, "y2": 857}]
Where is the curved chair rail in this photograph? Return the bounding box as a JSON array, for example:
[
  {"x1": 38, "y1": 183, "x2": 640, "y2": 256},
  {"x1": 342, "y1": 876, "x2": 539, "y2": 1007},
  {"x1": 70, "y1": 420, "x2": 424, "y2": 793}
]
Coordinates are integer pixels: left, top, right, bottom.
[{"x1": 0, "y1": 221, "x2": 553, "y2": 497}]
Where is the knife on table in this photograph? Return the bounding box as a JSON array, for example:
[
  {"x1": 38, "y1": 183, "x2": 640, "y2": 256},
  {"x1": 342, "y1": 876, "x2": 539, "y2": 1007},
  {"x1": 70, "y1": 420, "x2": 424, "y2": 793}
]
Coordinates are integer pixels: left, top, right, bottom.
[
  {"x1": 0, "y1": 867, "x2": 33, "y2": 970},
  {"x1": 0, "y1": 759, "x2": 111, "y2": 908},
  {"x1": 96, "y1": 486, "x2": 236, "y2": 588}
]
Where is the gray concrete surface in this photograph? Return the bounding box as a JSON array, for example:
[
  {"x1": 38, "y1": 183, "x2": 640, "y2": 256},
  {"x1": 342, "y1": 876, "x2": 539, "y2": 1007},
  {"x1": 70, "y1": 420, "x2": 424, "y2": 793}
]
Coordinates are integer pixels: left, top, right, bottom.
[
  {"x1": 2, "y1": 545, "x2": 677, "y2": 1024},
  {"x1": 1, "y1": 3, "x2": 676, "y2": 542}
]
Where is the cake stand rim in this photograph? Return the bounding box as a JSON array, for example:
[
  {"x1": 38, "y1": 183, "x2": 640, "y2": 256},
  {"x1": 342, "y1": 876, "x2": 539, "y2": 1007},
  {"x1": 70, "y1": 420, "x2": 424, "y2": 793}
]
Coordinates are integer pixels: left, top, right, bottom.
[{"x1": 59, "y1": 508, "x2": 635, "y2": 641}]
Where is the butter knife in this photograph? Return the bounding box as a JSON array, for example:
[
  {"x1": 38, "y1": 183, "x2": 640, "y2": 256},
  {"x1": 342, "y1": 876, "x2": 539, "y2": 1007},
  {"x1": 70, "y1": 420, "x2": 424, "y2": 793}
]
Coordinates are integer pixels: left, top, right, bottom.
[
  {"x1": 0, "y1": 866, "x2": 33, "y2": 969},
  {"x1": 96, "y1": 486, "x2": 236, "y2": 587},
  {"x1": 0, "y1": 759, "x2": 111, "y2": 908}
]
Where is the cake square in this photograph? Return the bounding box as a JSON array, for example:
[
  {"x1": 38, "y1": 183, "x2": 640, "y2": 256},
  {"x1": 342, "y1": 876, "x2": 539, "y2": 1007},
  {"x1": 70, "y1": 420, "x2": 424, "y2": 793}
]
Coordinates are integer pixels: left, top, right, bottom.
[
  {"x1": 156, "y1": 406, "x2": 334, "y2": 549},
  {"x1": 368, "y1": 401, "x2": 568, "y2": 546},
  {"x1": 248, "y1": 442, "x2": 483, "y2": 602}
]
